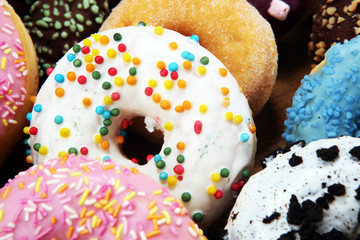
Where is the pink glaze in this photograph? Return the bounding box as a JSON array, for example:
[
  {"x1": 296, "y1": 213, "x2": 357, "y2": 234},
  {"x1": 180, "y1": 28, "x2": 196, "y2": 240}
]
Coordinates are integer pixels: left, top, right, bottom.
[
  {"x1": 0, "y1": 154, "x2": 206, "y2": 239},
  {"x1": 0, "y1": 1, "x2": 28, "y2": 134}
]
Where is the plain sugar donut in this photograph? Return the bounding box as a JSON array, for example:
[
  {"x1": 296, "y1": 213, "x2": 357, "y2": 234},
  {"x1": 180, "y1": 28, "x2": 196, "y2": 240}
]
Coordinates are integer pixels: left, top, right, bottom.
[
  {"x1": 27, "y1": 26, "x2": 257, "y2": 228},
  {"x1": 100, "y1": 0, "x2": 278, "y2": 115}
]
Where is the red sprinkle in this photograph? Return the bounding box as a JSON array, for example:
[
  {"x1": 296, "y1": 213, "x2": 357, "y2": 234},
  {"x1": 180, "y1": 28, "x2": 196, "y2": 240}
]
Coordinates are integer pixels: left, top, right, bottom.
[
  {"x1": 78, "y1": 75, "x2": 87, "y2": 85},
  {"x1": 144, "y1": 87, "x2": 153, "y2": 96},
  {"x1": 214, "y1": 190, "x2": 223, "y2": 199},
  {"x1": 146, "y1": 154, "x2": 154, "y2": 162},
  {"x1": 178, "y1": 176, "x2": 183, "y2": 181},
  {"x1": 160, "y1": 69, "x2": 168, "y2": 77},
  {"x1": 108, "y1": 67, "x2": 117, "y2": 76},
  {"x1": 81, "y1": 46, "x2": 90, "y2": 54},
  {"x1": 121, "y1": 119, "x2": 129, "y2": 129},
  {"x1": 29, "y1": 127, "x2": 38, "y2": 135},
  {"x1": 46, "y1": 67, "x2": 54, "y2": 76},
  {"x1": 128, "y1": 119, "x2": 134, "y2": 126},
  {"x1": 94, "y1": 56, "x2": 104, "y2": 64},
  {"x1": 80, "y1": 147, "x2": 88, "y2": 155},
  {"x1": 194, "y1": 120, "x2": 202, "y2": 134},
  {"x1": 111, "y1": 92, "x2": 120, "y2": 101},
  {"x1": 118, "y1": 43, "x2": 126, "y2": 52},
  {"x1": 131, "y1": 158, "x2": 138, "y2": 164},
  {"x1": 173, "y1": 165, "x2": 184, "y2": 175},
  {"x1": 170, "y1": 71, "x2": 178, "y2": 80}
]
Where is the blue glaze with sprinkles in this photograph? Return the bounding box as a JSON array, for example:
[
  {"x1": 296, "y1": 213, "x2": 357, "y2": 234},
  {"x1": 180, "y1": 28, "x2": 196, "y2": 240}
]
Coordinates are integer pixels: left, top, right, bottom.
[{"x1": 283, "y1": 36, "x2": 360, "y2": 144}]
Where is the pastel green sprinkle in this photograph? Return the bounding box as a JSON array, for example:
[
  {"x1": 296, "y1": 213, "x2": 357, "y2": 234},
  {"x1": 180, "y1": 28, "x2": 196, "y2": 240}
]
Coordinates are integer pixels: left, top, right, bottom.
[
  {"x1": 73, "y1": 59, "x2": 82, "y2": 67},
  {"x1": 73, "y1": 44, "x2": 81, "y2": 53},
  {"x1": 164, "y1": 147, "x2": 171, "y2": 156},
  {"x1": 200, "y1": 56, "x2": 209, "y2": 65},
  {"x1": 176, "y1": 155, "x2": 185, "y2": 163}
]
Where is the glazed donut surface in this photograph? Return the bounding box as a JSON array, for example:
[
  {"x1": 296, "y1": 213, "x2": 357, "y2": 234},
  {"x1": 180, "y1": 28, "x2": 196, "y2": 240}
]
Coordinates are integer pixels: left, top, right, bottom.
[
  {"x1": 0, "y1": 154, "x2": 206, "y2": 239},
  {"x1": 28, "y1": 26, "x2": 257, "y2": 227},
  {"x1": 100, "y1": 0, "x2": 278, "y2": 115}
]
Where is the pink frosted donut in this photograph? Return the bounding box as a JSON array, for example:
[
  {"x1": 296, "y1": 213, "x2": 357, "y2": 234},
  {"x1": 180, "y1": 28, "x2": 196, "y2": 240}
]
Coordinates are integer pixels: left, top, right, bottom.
[
  {"x1": 0, "y1": 154, "x2": 207, "y2": 239},
  {"x1": 0, "y1": 0, "x2": 38, "y2": 165}
]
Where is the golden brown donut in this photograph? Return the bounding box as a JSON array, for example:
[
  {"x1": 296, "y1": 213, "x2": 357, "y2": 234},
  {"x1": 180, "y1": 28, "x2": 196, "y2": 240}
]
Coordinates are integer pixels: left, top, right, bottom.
[
  {"x1": 0, "y1": 0, "x2": 38, "y2": 165},
  {"x1": 100, "y1": 0, "x2": 278, "y2": 115}
]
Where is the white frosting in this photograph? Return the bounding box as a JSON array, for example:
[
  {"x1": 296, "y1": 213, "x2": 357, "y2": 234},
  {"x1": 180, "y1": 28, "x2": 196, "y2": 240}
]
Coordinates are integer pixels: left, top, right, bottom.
[
  {"x1": 28, "y1": 26, "x2": 256, "y2": 228},
  {"x1": 224, "y1": 136, "x2": 360, "y2": 239}
]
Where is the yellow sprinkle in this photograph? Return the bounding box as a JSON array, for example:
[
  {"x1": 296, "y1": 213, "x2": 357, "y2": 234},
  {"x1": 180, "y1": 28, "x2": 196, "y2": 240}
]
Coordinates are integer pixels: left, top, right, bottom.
[
  {"x1": 91, "y1": 215, "x2": 98, "y2": 228},
  {"x1": 164, "y1": 122, "x2": 173, "y2": 131},
  {"x1": 83, "y1": 38, "x2": 93, "y2": 46},
  {"x1": 104, "y1": 199, "x2": 117, "y2": 211},
  {"x1": 38, "y1": 146, "x2": 48, "y2": 155},
  {"x1": 35, "y1": 176, "x2": 42, "y2": 193},
  {"x1": 233, "y1": 115, "x2": 243, "y2": 124},
  {"x1": 107, "y1": 49, "x2": 117, "y2": 58},
  {"x1": 115, "y1": 223, "x2": 124, "y2": 239},
  {"x1": 164, "y1": 79, "x2": 173, "y2": 89},
  {"x1": 79, "y1": 188, "x2": 90, "y2": 206},
  {"x1": 124, "y1": 191, "x2": 136, "y2": 201},
  {"x1": 149, "y1": 206, "x2": 159, "y2": 215},
  {"x1": 18, "y1": 182, "x2": 24, "y2": 190},
  {"x1": 114, "y1": 77, "x2": 124, "y2": 87},
  {"x1": 58, "y1": 151, "x2": 67, "y2": 157},
  {"x1": 92, "y1": 49, "x2": 99, "y2": 56},
  {"x1": 146, "y1": 229, "x2": 161, "y2": 238},
  {"x1": 84, "y1": 54, "x2": 93, "y2": 63},
  {"x1": 162, "y1": 210, "x2": 171, "y2": 224},
  {"x1": 190, "y1": 221, "x2": 199, "y2": 236},
  {"x1": 103, "y1": 96, "x2": 113, "y2": 105},
  {"x1": 1, "y1": 57, "x2": 6, "y2": 70},
  {"x1": 211, "y1": 173, "x2": 221, "y2": 182},
  {"x1": 167, "y1": 176, "x2": 177, "y2": 186},
  {"x1": 23, "y1": 126, "x2": 29, "y2": 134},
  {"x1": 225, "y1": 111, "x2": 233, "y2": 121},
  {"x1": 114, "y1": 179, "x2": 121, "y2": 189},
  {"x1": 82, "y1": 165, "x2": 91, "y2": 173},
  {"x1": 147, "y1": 200, "x2": 157, "y2": 209},
  {"x1": 123, "y1": 53, "x2": 131, "y2": 62},
  {"x1": 60, "y1": 127, "x2": 70, "y2": 138},
  {"x1": 153, "y1": 189, "x2": 162, "y2": 195},
  {"x1": 2, "y1": 119, "x2": 8, "y2": 127},
  {"x1": 94, "y1": 134, "x2": 102, "y2": 143},
  {"x1": 199, "y1": 104, "x2": 208, "y2": 113},
  {"x1": 223, "y1": 97, "x2": 230, "y2": 107},
  {"x1": 70, "y1": 172, "x2": 82, "y2": 177},
  {"x1": 197, "y1": 66, "x2": 207, "y2": 75},
  {"x1": 148, "y1": 79, "x2": 157, "y2": 87},
  {"x1": 83, "y1": 176, "x2": 89, "y2": 185},
  {"x1": 0, "y1": 209, "x2": 4, "y2": 221},
  {"x1": 207, "y1": 186, "x2": 217, "y2": 195},
  {"x1": 4, "y1": 48, "x2": 11, "y2": 55},
  {"x1": 154, "y1": 26, "x2": 164, "y2": 35},
  {"x1": 2, "y1": 187, "x2": 10, "y2": 200}
]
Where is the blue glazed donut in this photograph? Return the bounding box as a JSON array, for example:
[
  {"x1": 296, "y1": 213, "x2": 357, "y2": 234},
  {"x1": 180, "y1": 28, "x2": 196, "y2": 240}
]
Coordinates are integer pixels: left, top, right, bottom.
[{"x1": 283, "y1": 36, "x2": 360, "y2": 144}]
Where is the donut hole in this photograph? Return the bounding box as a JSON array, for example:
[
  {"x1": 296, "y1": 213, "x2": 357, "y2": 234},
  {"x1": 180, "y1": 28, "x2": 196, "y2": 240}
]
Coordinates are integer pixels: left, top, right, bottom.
[{"x1": 119, "y1": 116, "x2": 164, "y2": 165}]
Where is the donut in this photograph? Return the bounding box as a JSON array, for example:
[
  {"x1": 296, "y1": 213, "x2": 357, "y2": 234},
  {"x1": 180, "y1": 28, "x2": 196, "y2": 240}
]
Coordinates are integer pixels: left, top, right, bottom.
[
  {"x1": 308, "y1": 0, "x2": 360, "y2": 63},
  {"x1": 283, "y1": 36, "x2": 360, "y2": 144},
  {"x1": 26, "y1": 26, "x2": 257, "y2": 227},
  {"x1": 0, "y1": 154, "x2": 207, "y2": 239},
  {"x1": 247, "y1": 0, "x2": 317, "y2": 36},
  {"x1": 223, "y1": 136, "x2": 360, "y2": 239},
  {"x1": 0, "y1": 0, "x2": 38, "y2": 165},
  {"x1": 23, "y1": 0, "x2": 110, "y2": 81},
  {"x1": 99, "y1": 0, "x2": 278, "y2": 116}
]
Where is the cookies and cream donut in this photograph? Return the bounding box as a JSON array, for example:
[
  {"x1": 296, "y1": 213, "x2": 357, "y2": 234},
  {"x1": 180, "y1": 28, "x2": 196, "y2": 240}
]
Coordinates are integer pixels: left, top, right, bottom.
[
  {"x1": 99, "y1": 0, "x2": 278, "y2": 116},
  {"x1": 224, "y1": 136, "x2": 360, "y2": 239},
  {"x1": 27, "y1": 26, "x2": 257, "y2": 227},
  {"x1": 0, "y1": 154, "x2": 207, "y2": 239},
  {"x1": 0, "y1": 0, "x2": 38, "y2": 165},
  {"x1": 283, "y1": 36, "x2": 360, "y2": 144}
]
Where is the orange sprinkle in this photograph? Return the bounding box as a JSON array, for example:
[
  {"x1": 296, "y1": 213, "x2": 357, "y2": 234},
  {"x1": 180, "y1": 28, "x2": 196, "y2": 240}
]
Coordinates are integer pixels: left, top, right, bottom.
[
  {"x1": 132, "y1": 168, "x2": 139, "y2": 174},
  {"x1": 105, "y1": 188, "x2": 112, "y2": 201},
  {"x1": 177, "y1": 79, "x2": 186, "y2": 88},
  {"x1": 146, "y1": 229, "x2": 161, "y2": 238},
  {"x1": 182, "y1": 100, "x2": 192, "y2": 110},
  {"x1": 101, "y1": 140, "x2": 110, "y2": 150},
  {"x1": 223, "y1": 97, "x2": 230, "y2": 107},
  {"x1": 67, "y1": 226, "x2": 74, "y2": 238},
  {"x1": 152, "y1": 93, "x2": 161, "y2": 103},
  {"x1": 18, "y1": 182, "x2": 24, "y2": 190},
  {"x1": 221, "y1": 87, "x2": 229, "y2": 95},
  {"x1": 17, "y1": 51, "x2": 24, "y2": 56},
  {"x1": 156, "y1": 61, "x2": 166, "y2": 69},
  {"x1": 248, "y1": 123, "x2": 256, "y2": 133},
  {"x1": 126, "y1": 75, "x2": 137, "y2": 85},
  {"x1": 99, "y1": 199, "x2": 108, "y2": 206},
  {"x1": 132, "y1": 57, "x2": 141, "y2": 65},
  {"x1": 51, "y1": 216, "x2": 57, "y2": 224},
  {"x1": 57, "y1": 183, "x2": 69, "y2": 194},
  {"x1": 82, "y1": 165, "x2": 91, "y2": 173},
  {"x1": 113, "y1": 204, "x2": 122, "y2": 218},
  {"x1": 96, "y1": 218, "x2": 102, "y2": 227},
  {"x1": 30, "y1": 95, "x2": 36, "y2": 103},
  {"x1": 80, "y1": 207, "x2": 87, "y2": 218},
  {"x1": 80, "y1": 228, "x2": 89, "y2": 235},
  {"x1": 85, "y1": 210, "x2": 95, "y2": 218},
  {"x1": 169, "y1": 42, "x2": 178, "y2": 50},
  {"x1": 219, "y1": 68, "x2": 228, "y2": 77},
  {"x1": 85, "y1": 63, "x2": 95, "y2": 72},
  {"x1": 55, "y1": 87, "x2": 65, "y2": 97},
  {"x1": 82, "y1": 97, "x2": 92, "y2": 107},
  {"x1": 116, "y1": 135, "x2": 124, "y2": 144},
  {"x1": 108, "y1": 207, "x2": 114, "y2": 215},
  {"x1": 153, "y1": 218, "x2": 159, "y2": 230},
  {"x1": 176, "y1": 142, "x2": 185, "y2": 151},
  {"x1": 3, "y1": 187, "x2": 10, "y2": 199},
  {"x1": 26, "y1": 155, "x2": 33, "y2": 164},
  {"x1": 41, "y1": 193, "x2": 47, "y2": 199},
  {"x1": 94, "y1": 202, "x2": 103, "y2": 209},
  {"x1": 183, "y1": 60, "x2": 192, "y2": 70},
  {"x1": 175, "y1": 105, "x2": 184, "y2": 113},
  {"x1": 103, "y1": 164, "x2": 115, "y2": 170},
  {"x1": 148, "y1": 200, "x2": 157, "y2": 209},
  {"x1": 190, "y1": 221, "x2": 199, "y2": 235},
  {"x1": 99, "y1": 35, "x2": 110, "y2": 45},
  {"x1": 79, "y1": 218, "x2": 87, "y2": 226},
  {"x1": 147, "y1": 215, "x2": 163, "y2": 220},
  {"x1": 67, "y1": 71, "x2": 76, "y2": 81},
  {"x1": 14, "y1": 59, "x2": 26, "y2": 63},
  {"x1": 160, "y1": 100, "x2": 171, "y2": 110},
  {"x1": 29, "y1": 170, "x2": 36, "y2": 175},
  {"x1": 49, "y1": 167, "x2": 56, "y2": 174}
]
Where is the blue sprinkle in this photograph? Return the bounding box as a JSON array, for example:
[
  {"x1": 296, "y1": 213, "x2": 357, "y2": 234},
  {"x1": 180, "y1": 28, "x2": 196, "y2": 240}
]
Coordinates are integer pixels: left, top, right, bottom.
[
  {"x1": 240, "y1": 133, "x2": 249, "y2": 142},
  {"x1": 190, "y1": 34, "x2": 199, "y2": 43},
  {"x1": 119, "y1": 130, "x2": 127, "y2": 137},
  {"x1": 95, "y1": 106, "x2": 105, "y2": 115},
  {"x1": 34, "y1": 104, "x2": 42, "y2": 112},
  {"x1": 54, "y1": 74, "x2": 65, "y2": 83},
  {"x1": 26, "y1": 112, "x2": 32, "y2": 121},
  {"x1": 181, "y1": 51, "x2": 195, "y2": 61},
  {"x1": 54, "y1": 115, "x2": 63, "y2": 124},
  {"x1": 67, "y1": 53, "x2": 76, "y2": 62},
  {"x1": 25, "y1": 149, "x2": 31, "y2": 155},
  {"x1": 159, "y1": 172, "x2": 168, "y2": 180},
  {"x1": 102, "y1": 156, "x2": 111, "y2": 161},
  {"x1": 168, "y1": 62, "x2": 178, "y2": 72},
  {"x1": 154, "y1": 154, "x2": 162, "y2": 163},
  {"x1": 102, "y1": 110, "x2": 111, "y2": 119}
]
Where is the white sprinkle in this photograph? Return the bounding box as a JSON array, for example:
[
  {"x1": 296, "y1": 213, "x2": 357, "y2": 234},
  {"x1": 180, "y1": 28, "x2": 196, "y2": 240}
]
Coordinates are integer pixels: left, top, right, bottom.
[
  {"x1": 63, "y1": 205, "x2": 77, "y2": 215},
  {"x1": 34, "y1": 225, "x2": 42, "y2": 235},
  {"x1": 140, "y1": 231, "x2": 147, "y2": 240},
  {"x1": 6, "y1": 74, "x2": 13, "y2": 84},
  {"x1": 84, "y1": 199, "x2": 96, "y2": 206},
  {"x1": 24, "y1": 207, "x2": 36, "y2": 213},
  {"x1": 11, "y1": 52, "x2": 18, "y2": 59},
  {"x1": 137, "y1": 191, "x2": 146, "y2": 197},
  {"x1": 0, "y1": 233, "x2": 13, "y2": 240},
  {"x1": 188, "y1": 227, "x2": 198, "y2": 237},
  {"x1": 0, "y1": 44, "x2": 8, "y2": 50},
  {"x1": 69, "y1": 214, "x2": 79, "y2": 219},
  {"x1": 130, "y1": 230, "x2": 137, "y2": 239},
  {"x1": 65, "y1": 218, "x2": 72, "y2": 226},
  {"x1": 92, "y1": 184, "x2": 101, "y2": 195},
  {"x1": 77, "y1": 226, "x2": 86, "y2": 233},
  {"x1": 2, "y1": 10, "x2": 10, "y2": 17},
  {"x1": 45, "y1": 179, "x2": 60, "y2": 185},
  {"x1": 116, "y1": 186, "x2": 126, "y2": 195},
  {"x1": 52, "y1": 174, "x2": 67, "y2": 178},
  {"x1": 60, "y1": 197, "x2": 72, "y2": 205},
  {"x1": 27, "y1": 200, "x2": 37, "y2": 208},
  {"x1": 157, "y1": 218, "x2": 167, "y2": 225},
  {"x1": 24, "y1": 211, "x2": 30, "y2": 221},
  {"x1": 20, "y1": 87, "x2": 27, "y2": 94},
  {"x1": 75, "y1": 177, "x2": 84, "y2": 191},
  {"x1": 40, "y1": 203, "x2": 53, "y2": 211},
  {"x1": 4, "y1": 24, "x2": 14, "y2": 30},
  {"x1": 1, "y1": 27, "x2": 11, "y2": 35}
]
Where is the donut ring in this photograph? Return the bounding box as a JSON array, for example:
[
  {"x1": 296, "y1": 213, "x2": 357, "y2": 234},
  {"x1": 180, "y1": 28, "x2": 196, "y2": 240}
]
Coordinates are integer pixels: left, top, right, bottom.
[
  {"x1": 0, "y1": 0, "x2": 38, "y2": 165},
  {"x1": 283, "y1": 36, "x2": 360, "y2": 144},
  {"x1": 224, "y1": 136, "x2": 360, "y2": 239},
  {"x1": 0, "y1": 154, "x2": 207, "y2": 239},
  {"x1": 100, "y1": 0, "x2": 278, "y2": 115},
  {"x1": 27, "y1": 26, "x2": 257, "y2": 227}
]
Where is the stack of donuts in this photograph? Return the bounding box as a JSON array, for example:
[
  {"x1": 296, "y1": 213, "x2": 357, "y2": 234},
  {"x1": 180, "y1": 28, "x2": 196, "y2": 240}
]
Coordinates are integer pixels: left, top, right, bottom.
[{"x1": 2, "y1": 0, "x2": 360, "y2": 239}]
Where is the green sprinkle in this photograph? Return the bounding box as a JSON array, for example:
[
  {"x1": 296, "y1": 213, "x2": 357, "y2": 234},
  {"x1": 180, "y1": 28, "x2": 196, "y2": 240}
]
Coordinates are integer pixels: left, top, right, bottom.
[
  {"x1": 36, "y1": 30, "x2": 43, "y2": 38},
  {"x1": 113, "y1": 33, "x2": 122, "y2": 41},
  {"x1": 156, "y1": 160, "x2": 166, "y2": 169},
  {"x1": 164, "y1": 147, "x2": 171, "y2": 156},
  {"x1": 43, "y1": 17, "x2": 53, "y2": 22},
  {"x1": 35, "y1": 20, "x2": 49, "y2": 28},
  {"x1": 64, "y1": 12, "x2": 71, "y2": 19},
  {"x1": 83, "y1": 0, "x2": 90, "y2": 9},
  {"x1": 72, "y1": 44, "x2": 81, "y2": 53},
  {"x1": 103, "y1": 119, "x2": 112, "y2": 126},
  {"x1": 95, "y1": 17, "x2": 103, "y2": 24},
  {"x1": 61, "y1": 31, "x2": 68, "y2": 38},
  {"x1": 110, "y1": 108, "x2": 120, "y2": 116},
  {"x1": 176, "y1": 155, "x2": 185, "y2": 163},
  {"x1": 54, "y1": 21, "x2": 62, "y2": 29},
  {"x1": 33, "y1": 143, "x2": 41, "y2": 151},
  {"x1": 192, "y1": 212, "x2": 203, "y2": 223},
  {"x1": 75, "y1": 13, "x2": 84, "y2": 23},
  {"x1": 53, "y1": 8, "x2": 60, "y2": 16},
  {"x1": 181, "y1": 192, "x2": 191, "y2": 202},
  {"x1": 43, "y1": 10, "x2": 50, "y2": 17},
  {"x1": 200, "y1": 56, "x2": 209, "y2": 65},
  {"x1": 129, "y1": 67, "x2": 137, "y2": 76},
  {"x1": 99, "y1": 127, "x2": 108, "y2": 136},
  {"x1": 86, "y1": 20, "x2": 92, "y2": 26},
  {"x1": 42, "y1": 3, "x2": 50, "y2": 9},
  {"x1": 73, "y1": 59, "x2": 82, "y2": 67},
  {"x1": 52, "y1": 32, "x2": 59, "y2": 40},
  {"x1": 92, "y1": 71, "x2": 101, "y2": 80},
  {"x1": 69, "y1": 25, "x2": 76, "y2": 32},
  {"x1": 68, "y1": 147, "x2": 78, "y2": 155},
  {"x1": 242, "y1": 169, "x2": 250, "y2": 178},
  {"x1": 91, "y1": 5, "x2": 99, "y2": 14},
  {"x1": 220, "y1": 168, "x2": 230, "y2": 178},
  {"x1": 102, "y1": 82, "x2": 111, "y2": 90},
  {"x1": 138, "y1": 21, "x2": 146, "y2": 26},
  {"x1": 64, "y1": 21, "x2": 70, "y2": 27}
]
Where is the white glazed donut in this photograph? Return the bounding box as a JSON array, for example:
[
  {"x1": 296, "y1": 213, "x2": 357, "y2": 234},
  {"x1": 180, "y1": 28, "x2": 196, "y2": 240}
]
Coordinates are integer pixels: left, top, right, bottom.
[
  {"x1": 27, "y1": 26, "x2": 257, "y2": 227},
  {"x1": 0, "y1": 154, "x2": 207, "y2": 239}
]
